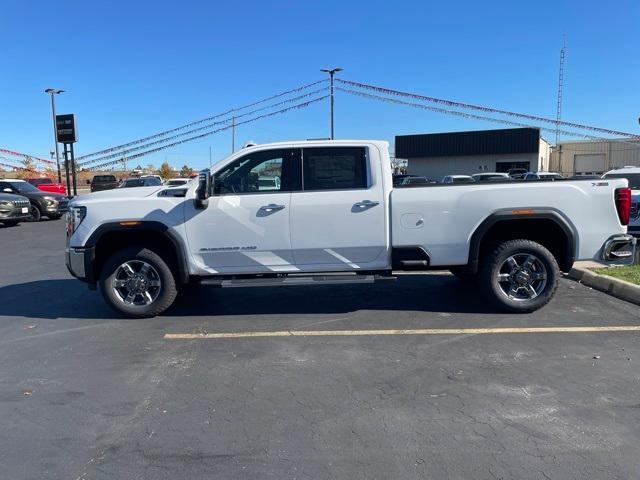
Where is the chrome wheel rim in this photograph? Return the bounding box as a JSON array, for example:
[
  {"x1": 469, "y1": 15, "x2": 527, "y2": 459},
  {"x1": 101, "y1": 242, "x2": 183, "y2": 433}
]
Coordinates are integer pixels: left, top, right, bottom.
[
  {"x1": 112, "y1": 260, "x2": 161, "y2": 306},
  {"x1": 497, "y1": 253, "x2": 547, "y2": 302}
]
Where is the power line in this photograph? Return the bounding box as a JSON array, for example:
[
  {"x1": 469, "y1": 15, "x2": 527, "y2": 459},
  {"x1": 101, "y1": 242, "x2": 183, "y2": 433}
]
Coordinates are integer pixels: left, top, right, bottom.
[
  {"x1": 77, "y1": 79, "x2": 328, "y2": 162},
  {"x1": 81, "y1": 88, "x2": 329, "y2": 167},
  {"x1": 337, "y1": 78, "x2": 640, "y2": 139},
  {"x1": 87, "y1": 95, "x2": 329, "y2": 170}
]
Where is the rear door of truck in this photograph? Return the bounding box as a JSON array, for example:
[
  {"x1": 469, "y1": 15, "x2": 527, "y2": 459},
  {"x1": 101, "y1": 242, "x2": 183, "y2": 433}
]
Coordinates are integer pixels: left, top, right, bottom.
[{"x1": 289, "y1": 145, "x2": 388, "y2": 271}]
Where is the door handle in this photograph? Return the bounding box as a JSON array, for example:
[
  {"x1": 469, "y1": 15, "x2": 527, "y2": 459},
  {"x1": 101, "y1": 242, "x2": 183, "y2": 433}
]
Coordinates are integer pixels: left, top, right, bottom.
[
  {"x1": 353, "y1": 200, "x2": 380, "y2": 208},
  {"x1": 259, "y1": 204, "x2": 285, "y2": 213}
]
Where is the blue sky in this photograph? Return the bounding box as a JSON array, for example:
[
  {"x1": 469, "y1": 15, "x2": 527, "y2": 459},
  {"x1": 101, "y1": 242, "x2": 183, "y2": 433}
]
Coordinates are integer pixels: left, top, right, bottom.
[{"x1": 1, "y1": 0, "x2": 638, "y2": 170}]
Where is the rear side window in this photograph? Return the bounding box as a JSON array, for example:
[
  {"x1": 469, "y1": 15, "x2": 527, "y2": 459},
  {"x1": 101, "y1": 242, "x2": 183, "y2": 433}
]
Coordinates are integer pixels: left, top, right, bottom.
[{"x1": 302, "y1": 147, "x2": 367, "y2": 191}]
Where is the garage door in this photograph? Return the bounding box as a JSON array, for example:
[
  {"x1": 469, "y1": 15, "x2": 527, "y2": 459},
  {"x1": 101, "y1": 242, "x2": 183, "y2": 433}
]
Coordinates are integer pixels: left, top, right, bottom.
[{"x1": 574, "y1": 154, "x2": 605, "y2": 175}]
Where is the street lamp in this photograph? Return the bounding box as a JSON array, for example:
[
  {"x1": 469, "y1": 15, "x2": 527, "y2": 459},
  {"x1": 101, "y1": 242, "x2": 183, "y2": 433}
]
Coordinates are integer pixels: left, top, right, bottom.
[
  {"x1": 44, "y1": 88, "x2": 65, "y2": 182},
  {"x1": 320, "y1": 68, "x2": 343, "y2": 140}
]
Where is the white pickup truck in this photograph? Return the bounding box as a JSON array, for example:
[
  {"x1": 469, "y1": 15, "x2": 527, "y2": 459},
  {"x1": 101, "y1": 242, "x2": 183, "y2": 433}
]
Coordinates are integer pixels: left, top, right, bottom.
[{"x1": 66, "y1": 140, "x2": 636, "y2": 317}]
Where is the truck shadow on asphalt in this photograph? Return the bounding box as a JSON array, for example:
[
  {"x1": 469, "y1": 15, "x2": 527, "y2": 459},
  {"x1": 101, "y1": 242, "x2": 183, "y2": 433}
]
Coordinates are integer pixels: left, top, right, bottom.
[{"x1": 0, "y1": 275, "x2": 495, "y2": 320}]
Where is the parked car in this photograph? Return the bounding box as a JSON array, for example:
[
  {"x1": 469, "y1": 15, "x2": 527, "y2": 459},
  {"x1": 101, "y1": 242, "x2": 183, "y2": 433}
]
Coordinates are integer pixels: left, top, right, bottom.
[
  {"x1": 441, "y1": 175, "x2": 475, "y2": 184},
  {"x1": 0, "y1": 179, "x2": 68, "y2": 221},
  {"x1": 257, "y1": 176, "x2": 281, "y2": 190},
  {"x1": 392, "y1": 174, "x2": 419, "y2": 186},
  {"x1": 165, "y1": 178, "x2": 191, "y2": 187},
  {"x1": 90, "y1": 175, "x2": 119, "y2": 192},
  {"x1": 400, "y1": 176, "x2": 434, "y2": 186},
  {"x1": 507, "y1": 168, "x2": 528, "y2": 179},
  {"x1": 602, "y1": 166, "x2": 640, "y2": 237},
  {"x1": 523, "y1": 172, "x2": 565, "y2": 181},
  {"x1": 570, "y1": 174, "x2": 601, "y2": 180},
  {"x1": 119, "y1": 177, "x2": 163, "y2": 188},
  {"x1": 0, "y1": 192, "x2": 31, "y2": 226},
  {"x1": 27, "y1": 177, "x2": 67, "y2": 195},
  {"x1": 141, "y1": 175, "x2": 163, "y2": 183},
  {"x1": 65, "y1": 140, "x2": 635, "y2": 318},
  {"x1": 471, "y1": 172, "x2": 511, "y2": 182}
]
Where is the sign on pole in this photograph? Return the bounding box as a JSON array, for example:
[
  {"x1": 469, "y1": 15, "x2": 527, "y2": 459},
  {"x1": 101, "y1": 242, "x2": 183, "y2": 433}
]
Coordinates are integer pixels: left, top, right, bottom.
[{"x1": 55, "y1": 114, "x2": 78, "y2": 143}]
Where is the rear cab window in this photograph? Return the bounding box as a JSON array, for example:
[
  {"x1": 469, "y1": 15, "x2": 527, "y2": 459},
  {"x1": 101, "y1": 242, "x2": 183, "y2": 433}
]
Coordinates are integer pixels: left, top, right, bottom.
[{"x1": 302, "y1": 147, "x2": 368, "y2": 191}]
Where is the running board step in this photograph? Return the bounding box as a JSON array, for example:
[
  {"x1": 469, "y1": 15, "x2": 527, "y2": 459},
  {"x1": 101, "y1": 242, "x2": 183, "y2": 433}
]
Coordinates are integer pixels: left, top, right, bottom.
[{"x1": 201, "y1": 274, "x2": 397, "y2": 288}]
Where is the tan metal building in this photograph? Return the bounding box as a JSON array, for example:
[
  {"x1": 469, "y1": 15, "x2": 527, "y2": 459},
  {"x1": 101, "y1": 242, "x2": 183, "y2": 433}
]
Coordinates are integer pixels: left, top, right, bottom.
[
  {"x1": 550, "y1": 139, "x2": 640, "y2": 176},
  {"x1": 396, "y1": 128, "x2": 551, "y2": 180}
]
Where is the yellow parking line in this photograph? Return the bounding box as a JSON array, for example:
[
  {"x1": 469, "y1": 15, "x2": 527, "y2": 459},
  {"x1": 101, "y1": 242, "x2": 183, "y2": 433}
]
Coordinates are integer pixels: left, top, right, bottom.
[{"x1": 164, "y1": 325, "x2": 640, "y2": 340}]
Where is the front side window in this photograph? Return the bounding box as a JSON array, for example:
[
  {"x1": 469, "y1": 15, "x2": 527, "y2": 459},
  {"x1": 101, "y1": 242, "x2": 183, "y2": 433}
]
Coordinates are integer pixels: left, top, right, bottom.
[
  {"x1": 302, "y1": 147, "x2": 367, "y2": 191},
  {"x1": 214, "y1": 149, "x2": 299, "y2": 195}
]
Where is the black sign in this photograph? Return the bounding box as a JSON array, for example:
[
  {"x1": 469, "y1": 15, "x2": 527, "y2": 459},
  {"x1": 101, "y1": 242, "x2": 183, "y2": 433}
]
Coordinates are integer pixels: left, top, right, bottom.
[{"x1": 56, "y1": 114, "x2": 78, "y2": 143}]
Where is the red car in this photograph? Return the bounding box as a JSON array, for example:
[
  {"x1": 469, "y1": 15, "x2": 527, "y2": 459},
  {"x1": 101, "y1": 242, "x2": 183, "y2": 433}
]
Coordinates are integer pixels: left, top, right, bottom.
[{"x1": 27, "y1": 178, "x2": 67, "y2": 195}]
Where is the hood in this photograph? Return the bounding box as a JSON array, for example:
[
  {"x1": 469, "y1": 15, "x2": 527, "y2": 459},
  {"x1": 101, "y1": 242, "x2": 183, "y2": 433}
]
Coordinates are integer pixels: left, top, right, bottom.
[
  {"x1": 0, "y1": 193, "x2": 28, "y2": 202},
  {"x1": 76, "y1": 186, "x2": 166, "y2": 203},
  {"x1": 20, "y1": 189, "x2": 65, "y2": 200}
]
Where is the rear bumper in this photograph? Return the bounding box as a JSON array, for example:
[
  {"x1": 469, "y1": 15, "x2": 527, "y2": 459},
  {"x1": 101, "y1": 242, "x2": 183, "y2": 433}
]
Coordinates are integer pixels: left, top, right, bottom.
[
  {"x1": 66, "y1": 246, "x2": 95, "y2": 284},
  {"x1": 601, "y1": 234, "x2": 637, "y2": 265}
]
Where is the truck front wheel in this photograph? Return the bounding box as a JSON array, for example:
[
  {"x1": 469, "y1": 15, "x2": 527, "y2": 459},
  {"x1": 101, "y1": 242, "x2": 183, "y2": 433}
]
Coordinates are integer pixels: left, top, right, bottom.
[
  {"x1": 99, "y1": 247, "x2": 177, "y2": 318},
  {"x1": 480, "y1": 239, "x2": 559, "y2": 313}
]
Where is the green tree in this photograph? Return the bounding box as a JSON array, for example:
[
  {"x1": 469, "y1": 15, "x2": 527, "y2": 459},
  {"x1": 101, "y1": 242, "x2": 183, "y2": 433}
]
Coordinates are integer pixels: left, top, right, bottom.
[
  {"x1": 159, "y1": 162, "x2": 173, "y2": 180},
  {"x1": 180, "y1": 165, "x2": 193, "y2": 178}
]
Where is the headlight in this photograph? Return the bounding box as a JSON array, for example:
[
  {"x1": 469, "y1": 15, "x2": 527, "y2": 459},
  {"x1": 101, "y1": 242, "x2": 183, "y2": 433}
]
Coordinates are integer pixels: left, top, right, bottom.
[
  {"x1": 0, "y1": 200, "x2": 10, "y2": 207},
  {"x1": 45, "y1": 198, "x2": 58, "y2": 207},
  {"x1": 66, "y1": 206, "x2": 87, "y2": 235}
]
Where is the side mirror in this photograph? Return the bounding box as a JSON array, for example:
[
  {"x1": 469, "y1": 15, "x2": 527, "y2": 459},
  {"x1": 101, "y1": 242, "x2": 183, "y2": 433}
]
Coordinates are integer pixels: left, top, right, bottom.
[{"x1": 195, "y1": 169, "x2": 211, "y2": 209}]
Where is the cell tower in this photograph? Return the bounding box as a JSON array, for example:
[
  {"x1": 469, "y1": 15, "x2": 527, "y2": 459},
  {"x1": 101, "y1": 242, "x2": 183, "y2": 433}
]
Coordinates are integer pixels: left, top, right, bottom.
[{"x1": 555, "y1": 37, "x2": 566, "y2": 146}]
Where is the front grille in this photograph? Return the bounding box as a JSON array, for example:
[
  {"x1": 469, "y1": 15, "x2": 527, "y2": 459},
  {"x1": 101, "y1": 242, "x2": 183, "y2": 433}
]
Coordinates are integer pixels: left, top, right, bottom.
[{"x1": 12, "y1": 199, "x2": 30, "y2": 208}]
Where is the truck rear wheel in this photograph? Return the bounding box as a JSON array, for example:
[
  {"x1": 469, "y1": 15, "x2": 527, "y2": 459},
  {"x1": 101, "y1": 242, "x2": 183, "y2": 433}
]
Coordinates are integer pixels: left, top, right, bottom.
[
  {"x1": 99, "y1": 247, "x2": 177, "y2": 318},
  {"x1": 480, "y1": 239, "x2": 559, "y2": 313}
]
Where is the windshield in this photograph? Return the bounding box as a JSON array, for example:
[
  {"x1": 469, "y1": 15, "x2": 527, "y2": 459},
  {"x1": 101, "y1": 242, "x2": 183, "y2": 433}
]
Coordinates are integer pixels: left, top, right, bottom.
[
  {"x1": 167, "y1": 179, "x2": 187, "y2": 186},
  {"x1": 29, "y1": 178, "x2": 52, "y2": 185},
  {"x1": 120, "y1": 179, "x2": 146, "y2": 188},
  {"x1": 603, "y1": 173, "x2": 640, "y2": 189},
  {"x1": 9, "y1": 181, "x2": 39, "y2": 193}
]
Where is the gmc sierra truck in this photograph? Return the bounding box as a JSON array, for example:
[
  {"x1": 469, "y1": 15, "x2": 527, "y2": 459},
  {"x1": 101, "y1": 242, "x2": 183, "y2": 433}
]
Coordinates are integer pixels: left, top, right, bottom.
[{"x1": 66, "y1": 140, "x2": 636, "y2": 318}]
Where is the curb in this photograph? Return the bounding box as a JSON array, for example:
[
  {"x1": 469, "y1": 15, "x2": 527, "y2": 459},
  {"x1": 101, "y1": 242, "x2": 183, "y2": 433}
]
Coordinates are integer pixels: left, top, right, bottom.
[{"x1": 568, "y1": 267, "x2": 640, "y2": 306}]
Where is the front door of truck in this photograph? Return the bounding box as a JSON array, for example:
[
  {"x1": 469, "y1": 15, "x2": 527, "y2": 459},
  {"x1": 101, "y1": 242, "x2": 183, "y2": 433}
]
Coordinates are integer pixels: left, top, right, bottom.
[
  {"x1": 290, "y1": 146, "x2": 387, "y2": 271},
  {"x1": 185, "y1": 148, "x2": 301, "y2": 275}
]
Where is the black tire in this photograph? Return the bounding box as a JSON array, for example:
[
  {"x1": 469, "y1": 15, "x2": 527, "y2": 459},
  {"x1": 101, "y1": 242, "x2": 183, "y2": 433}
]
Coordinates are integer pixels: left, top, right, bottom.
[
  {"x1": 99, "y1": 247, "x2": 177, "y2": 318},
  {"x1": 480, "y1": 239, "x2": 559, "y2": 313},
  {"x1": 1, "y1": 220, "x2": 19, "y2": 227},
  {"x1": 449, "y1": 266, "x2": 477, "y2": 282},
  {"x1": 27, "y1": 204, "x2": 42, "y2": 222}
]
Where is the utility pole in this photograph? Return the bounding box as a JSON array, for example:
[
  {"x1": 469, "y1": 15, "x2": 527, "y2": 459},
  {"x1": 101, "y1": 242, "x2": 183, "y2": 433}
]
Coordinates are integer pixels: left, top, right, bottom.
[
  {"x1": 231, "y1": 116, "x2": 236, "y2": 153},
  {"x1": 320, "y1": 68, "x2": 343, "y2": 140},
  {"x1": 44, "y1": 88, "x2": 64, "y2": 182}
]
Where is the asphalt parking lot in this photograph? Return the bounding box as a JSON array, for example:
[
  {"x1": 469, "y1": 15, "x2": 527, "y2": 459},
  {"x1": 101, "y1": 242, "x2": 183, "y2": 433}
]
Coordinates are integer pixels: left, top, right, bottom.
[{"x1": 1, "y1": 220, "x2": 640, "y2": 479}]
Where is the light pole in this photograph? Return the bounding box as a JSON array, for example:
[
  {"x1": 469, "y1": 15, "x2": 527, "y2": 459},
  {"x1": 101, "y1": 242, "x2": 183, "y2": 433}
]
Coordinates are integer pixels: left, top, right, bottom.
[
  {"x1": 44, "y1": 88, "x2": 64, "y2": 182},
  {"x1": 320, "y1": 68, "x2": 342, "y2": 140}
]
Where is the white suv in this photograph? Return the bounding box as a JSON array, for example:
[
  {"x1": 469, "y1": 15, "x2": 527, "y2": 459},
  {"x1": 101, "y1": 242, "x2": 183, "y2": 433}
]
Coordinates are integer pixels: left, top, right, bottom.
[{"x1": 603, "y1": 166, "x2": 640, "y2": 236}]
